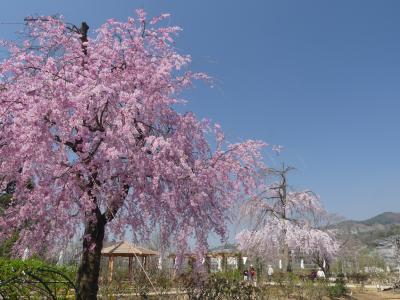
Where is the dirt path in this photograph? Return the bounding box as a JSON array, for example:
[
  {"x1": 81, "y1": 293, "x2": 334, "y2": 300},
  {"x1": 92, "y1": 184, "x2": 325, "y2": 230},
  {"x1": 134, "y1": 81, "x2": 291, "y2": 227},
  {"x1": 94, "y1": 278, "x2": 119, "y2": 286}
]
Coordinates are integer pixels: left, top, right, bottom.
[{"x1": 352, "y1": 290, "x2": 400, "y2": 299}]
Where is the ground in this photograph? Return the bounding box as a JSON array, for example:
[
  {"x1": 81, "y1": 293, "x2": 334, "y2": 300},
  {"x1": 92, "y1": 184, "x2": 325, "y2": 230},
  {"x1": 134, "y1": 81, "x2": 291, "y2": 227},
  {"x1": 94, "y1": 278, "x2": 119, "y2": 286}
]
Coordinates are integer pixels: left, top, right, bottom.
[{"x1": 351, "y1": 290, "x2": 400, "y2": 300}]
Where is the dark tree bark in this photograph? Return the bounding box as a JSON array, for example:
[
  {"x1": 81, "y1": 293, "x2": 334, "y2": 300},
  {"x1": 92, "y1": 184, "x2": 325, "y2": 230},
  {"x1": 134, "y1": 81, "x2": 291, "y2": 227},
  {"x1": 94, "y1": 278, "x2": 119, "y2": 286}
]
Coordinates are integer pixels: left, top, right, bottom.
[
  {"x1": 76, "y1": 206, "x2": 106, "y2": 300},
  {"x1": 73, "y1": 20, "x2": 128, "y2": 299},
  {"x1": 74, "y1": 21, "x2": 106, "y2": 299}
]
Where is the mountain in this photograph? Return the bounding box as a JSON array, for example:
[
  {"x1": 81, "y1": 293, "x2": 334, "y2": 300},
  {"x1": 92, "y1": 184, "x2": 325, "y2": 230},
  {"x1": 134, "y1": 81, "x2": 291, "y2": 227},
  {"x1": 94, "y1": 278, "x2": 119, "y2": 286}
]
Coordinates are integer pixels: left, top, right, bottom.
[
  {"x1": 361, "y1": 212, "x2": 400, "y2": 226},
  {"x1": 335, "y1": 212, "x2": 400, "y2": 234},
  {"x1": 335, "y1": 212, "x2": 400, "y2": 266}
]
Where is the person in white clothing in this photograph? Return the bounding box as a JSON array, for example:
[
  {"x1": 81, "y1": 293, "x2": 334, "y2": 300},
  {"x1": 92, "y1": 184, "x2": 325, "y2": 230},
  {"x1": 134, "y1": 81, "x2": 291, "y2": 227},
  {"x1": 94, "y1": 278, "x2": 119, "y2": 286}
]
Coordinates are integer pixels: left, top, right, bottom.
[
  {"x1": 267, "y1": 265, "x2": 274, "y2": 281},
  {"x1": 316, "y1": 267, "x2": 326, "y2": 279}
]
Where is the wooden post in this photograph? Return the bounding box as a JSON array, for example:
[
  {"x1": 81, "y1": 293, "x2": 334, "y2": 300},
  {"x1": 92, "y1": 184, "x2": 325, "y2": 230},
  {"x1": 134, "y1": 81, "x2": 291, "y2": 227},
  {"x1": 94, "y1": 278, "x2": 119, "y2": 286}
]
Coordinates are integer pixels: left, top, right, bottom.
[
  {"x1": 171, "y1": 256, "x2": 175, "y2": 268},
  {"x1": 171, "y1": 256, "x2": 176, "y2": 278},
  {"x1": 108, "y1": 256, "x2": 114, "y2": 282},
  {"x1": 205, "y1": 256, "x2": 211, "y2": 273},
  {"x1": 188, "y1": 257, "x2": 194, "y2": 272},
  {"x1": 222, "y1": 254, "x2": 227, "y2": 272},
  {"x1": 128, "y1": 257, "x2": 133, "y2": 280}
]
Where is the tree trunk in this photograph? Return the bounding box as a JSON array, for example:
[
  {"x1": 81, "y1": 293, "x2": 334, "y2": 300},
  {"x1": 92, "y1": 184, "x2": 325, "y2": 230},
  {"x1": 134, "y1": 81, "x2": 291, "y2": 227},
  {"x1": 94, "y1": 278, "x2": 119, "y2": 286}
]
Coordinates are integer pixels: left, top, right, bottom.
[
  {"x1": 286, "y1": 247, "x2": 293, "y2": 272},
  {"x1": 281, "y1": 224, "x2": 291, "y2": 272},
  {"x1": 282, "y1": 243, "x2": 289, "y2": 272},
  {"x1": 76, "y1": 207, "x2": 106, "y2": 300}
]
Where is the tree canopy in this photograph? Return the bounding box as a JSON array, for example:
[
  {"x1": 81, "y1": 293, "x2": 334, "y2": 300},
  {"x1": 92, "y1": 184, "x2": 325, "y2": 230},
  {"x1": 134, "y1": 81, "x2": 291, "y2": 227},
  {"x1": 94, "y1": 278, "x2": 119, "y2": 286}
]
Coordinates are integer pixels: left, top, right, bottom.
[{"x1": 0, "y1": 10, "x2": 265, "y2": 259}]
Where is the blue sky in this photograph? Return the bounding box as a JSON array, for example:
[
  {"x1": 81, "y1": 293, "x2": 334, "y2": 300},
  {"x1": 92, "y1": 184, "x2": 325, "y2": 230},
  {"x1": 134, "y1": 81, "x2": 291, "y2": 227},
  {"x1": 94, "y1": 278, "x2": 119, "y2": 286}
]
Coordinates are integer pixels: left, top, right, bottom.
[{"x1": 0, "y1": 1, "x2": 399, "y2": 221}]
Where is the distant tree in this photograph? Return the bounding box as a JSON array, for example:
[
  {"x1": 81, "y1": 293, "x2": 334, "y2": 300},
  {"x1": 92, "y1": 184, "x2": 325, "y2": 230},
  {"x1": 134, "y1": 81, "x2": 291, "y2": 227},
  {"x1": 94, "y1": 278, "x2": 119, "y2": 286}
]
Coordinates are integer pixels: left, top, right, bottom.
[
  {"x1": 0, "y1": 11, "x2": 266, "y2": 299},
  {"x1": 236, "y1": 164, "x2": 338, "y2": 272}
]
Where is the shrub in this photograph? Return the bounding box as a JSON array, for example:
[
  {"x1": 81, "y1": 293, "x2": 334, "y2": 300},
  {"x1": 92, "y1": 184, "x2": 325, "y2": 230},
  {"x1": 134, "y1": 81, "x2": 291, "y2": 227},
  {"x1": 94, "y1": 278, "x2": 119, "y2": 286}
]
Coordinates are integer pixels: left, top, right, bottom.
[
  {"x1": 0, "y1": 258, "x2": 77, "y2": 299},
  {"x1": 328, "y1": 273, "x2": 349, "y2": 299},
  {"x1": 178, "y1": 271, "x2": 259, "y2": 300},
  {"x1": 348, "y1": 272, "x2": 368, "y2": 284}
]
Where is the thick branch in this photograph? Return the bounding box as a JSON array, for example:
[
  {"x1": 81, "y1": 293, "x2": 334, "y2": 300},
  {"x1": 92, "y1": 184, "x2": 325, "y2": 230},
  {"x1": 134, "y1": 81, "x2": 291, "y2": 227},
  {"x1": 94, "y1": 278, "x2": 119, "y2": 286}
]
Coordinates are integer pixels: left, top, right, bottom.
[
  {"x1": 103, "y1": 184, "x2": 129, "y2": 223},
  {"x1": 79, "y1": 22, "x2": 89, "y2": 56}
]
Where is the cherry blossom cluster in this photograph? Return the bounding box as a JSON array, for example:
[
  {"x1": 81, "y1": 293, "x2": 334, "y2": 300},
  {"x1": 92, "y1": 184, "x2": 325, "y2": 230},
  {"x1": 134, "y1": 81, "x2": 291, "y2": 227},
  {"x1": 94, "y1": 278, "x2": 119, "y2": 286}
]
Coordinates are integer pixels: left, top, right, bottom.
[
  {"x1": 0, "y1": 11, "x2": 266, "y2": 257},
  {"x1": 237, "y1": 218, "x2": 338, "y2": 261},
  {"x1": 237, "y1": 188, "x2": 338, "y2": 262}
]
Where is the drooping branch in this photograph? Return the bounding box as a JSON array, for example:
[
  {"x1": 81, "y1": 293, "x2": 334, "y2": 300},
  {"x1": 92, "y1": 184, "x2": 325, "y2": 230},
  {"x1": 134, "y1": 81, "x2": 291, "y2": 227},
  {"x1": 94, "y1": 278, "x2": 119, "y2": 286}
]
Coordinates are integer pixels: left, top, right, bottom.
[{"x1": 0, "y1": 12, "x2": 267, "y2": 299}]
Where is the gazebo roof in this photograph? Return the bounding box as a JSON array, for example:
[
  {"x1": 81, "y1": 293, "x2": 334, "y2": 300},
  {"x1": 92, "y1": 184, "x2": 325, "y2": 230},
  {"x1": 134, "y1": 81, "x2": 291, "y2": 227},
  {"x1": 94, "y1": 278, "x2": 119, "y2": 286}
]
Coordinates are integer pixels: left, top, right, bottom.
[{"x1": 101, "y1": 241, "x2": 159, "y2": 257}]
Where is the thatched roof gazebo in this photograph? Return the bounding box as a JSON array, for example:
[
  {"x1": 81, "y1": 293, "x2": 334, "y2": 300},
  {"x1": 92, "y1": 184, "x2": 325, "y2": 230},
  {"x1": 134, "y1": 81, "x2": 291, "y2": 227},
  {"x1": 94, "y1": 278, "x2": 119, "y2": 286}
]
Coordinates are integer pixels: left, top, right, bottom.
[{"x1": 101, "y1": 241, "x2": 159, "y2": 282}]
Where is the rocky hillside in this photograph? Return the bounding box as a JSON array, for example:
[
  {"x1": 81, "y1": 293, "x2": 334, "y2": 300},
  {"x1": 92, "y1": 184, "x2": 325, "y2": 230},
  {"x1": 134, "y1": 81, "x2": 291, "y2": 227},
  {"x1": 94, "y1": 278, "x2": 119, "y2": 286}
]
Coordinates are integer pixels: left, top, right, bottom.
[
  {"x1": 336, "y1": 212, "x2": 400, "y2": 266},
  {"x1": 363, "y1": 212, "x2": 400, "y2": 226},
  {"x1": 337, "y1": 212, "x2": 400, "y2": 234}
]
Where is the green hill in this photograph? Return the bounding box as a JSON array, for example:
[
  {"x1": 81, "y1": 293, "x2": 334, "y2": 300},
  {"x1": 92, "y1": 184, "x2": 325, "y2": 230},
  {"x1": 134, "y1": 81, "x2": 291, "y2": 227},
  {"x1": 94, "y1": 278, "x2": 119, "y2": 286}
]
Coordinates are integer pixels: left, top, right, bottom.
[{"x1": 361, "y1": 212, "x2": 400, "y2": 226}]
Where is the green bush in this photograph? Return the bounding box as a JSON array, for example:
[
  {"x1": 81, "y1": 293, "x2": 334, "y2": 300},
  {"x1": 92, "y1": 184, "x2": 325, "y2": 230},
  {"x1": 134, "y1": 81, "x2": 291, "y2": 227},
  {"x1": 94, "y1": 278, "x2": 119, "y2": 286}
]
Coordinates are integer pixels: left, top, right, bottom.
[
  {"x1": 0, "y1": 258, "x2": 77, "y2": 299},
  {"x1": 328, "y1": 283, "x2": 348, "y2": 299},
  {"x1": 100, "y1": 269, "x2": 174, "y2": 299},
  {"x1": 178, "y1": 271, "x2": 259, "y2": 300},
  {"x1": 328, "y1": 274, "x2": 349, "y2": 299},
  {"x1": 348, "y1": 272, "x2": 368, "y2": 284}
]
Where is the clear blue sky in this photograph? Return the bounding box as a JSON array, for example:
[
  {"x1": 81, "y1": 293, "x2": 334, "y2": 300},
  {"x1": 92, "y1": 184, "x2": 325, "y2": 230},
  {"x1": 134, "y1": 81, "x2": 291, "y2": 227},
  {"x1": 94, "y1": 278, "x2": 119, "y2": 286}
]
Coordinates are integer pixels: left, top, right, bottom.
[{"x1": 1, "y1": 1, "x2": 399, "y2": 221}]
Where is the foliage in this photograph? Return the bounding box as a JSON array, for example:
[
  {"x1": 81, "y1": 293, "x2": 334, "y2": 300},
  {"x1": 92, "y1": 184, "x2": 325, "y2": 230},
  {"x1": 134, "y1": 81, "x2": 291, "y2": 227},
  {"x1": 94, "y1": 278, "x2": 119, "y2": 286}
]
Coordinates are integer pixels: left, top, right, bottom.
[
  {"x1": 0, "y1": 193, "x2": 12, "y2": 214},
  {"x1": 0, "y1": 7, "x2": 266, "y2": 260},
  {"x1": 0, "y1": 232, "x2": 18, "y2": 258},
  {"x1": 0, "y1": 193, "x2": 17, "y2": 258},
  {"x1": 215, "y1": 269, "x2": 243, "y2": 281},
  {"x1": 176, "y1": 270, "x2": 337, "y2": 300},
  {"x1": 0, "y1": 258, "x2": 76, "y2": 281},
  {"x1": 179, "y1": 272, "x2": 259, "y2": 300},
  {"x1": 327, "y1": 273, "x2": 349, "y2": 299},
  {"x1": 272, "y1": 272, "x2": 302, "y2": 298},
  {"x1": 236, "y1": 165, "x2": 338, "y2": 268},
  {"x1": 99, "y1": 268, "x2": 350, "y2": 300},
  {"x1": 353, "y1": 224, "x2": 400, "y2": 247},
  {"x1": 236, "y1": 253, "x2": 244, "y2": 272},
  {"x1": 0, "y1": 258, "x2": 77, "y2": 299},
  {"x1": 0, "y1": 9, "x2": 266, "y2": 297},
  {"x1": 0, "y1": 188, "x2": 19, "y2": 258},
  {"x1": 332, "y1": 243, "x2": 387, "y2": 281},
  {"x1": 347, "y1": 272, "x2": 369, "y2": 284},
  {"x1": 357, "y1": 249, "x2": 386, "y2": 271},
  {"x1": 100, "y1": 269, "x2": 174, "y2": 299}
]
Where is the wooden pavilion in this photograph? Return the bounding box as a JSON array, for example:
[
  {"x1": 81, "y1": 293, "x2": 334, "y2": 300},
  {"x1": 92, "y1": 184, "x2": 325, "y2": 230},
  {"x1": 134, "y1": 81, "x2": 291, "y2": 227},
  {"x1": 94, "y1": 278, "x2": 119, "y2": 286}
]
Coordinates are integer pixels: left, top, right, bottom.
[
  {"x1": 168, "y1": 244, "x2": 245, "y2": 273},
  {"x1": 101, "y1": 241, "x2": 159, "y2": 282},
  {"x1": 207, "y1": 244, "x2": 245, "y2": 272}
]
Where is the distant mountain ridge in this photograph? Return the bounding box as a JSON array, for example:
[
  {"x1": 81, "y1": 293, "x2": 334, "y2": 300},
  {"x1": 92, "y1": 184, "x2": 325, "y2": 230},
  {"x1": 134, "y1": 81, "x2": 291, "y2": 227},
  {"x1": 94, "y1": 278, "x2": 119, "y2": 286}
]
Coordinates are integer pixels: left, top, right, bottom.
[
  {"x1": 335, "y1": 212, "x2": 400, "y2": 234},
  {"x1": 334, "y1": 212, "x2": 400, "y2": 266},
  {"x1": 361, "y1": 212, "x2": 400, "y2": 226}
]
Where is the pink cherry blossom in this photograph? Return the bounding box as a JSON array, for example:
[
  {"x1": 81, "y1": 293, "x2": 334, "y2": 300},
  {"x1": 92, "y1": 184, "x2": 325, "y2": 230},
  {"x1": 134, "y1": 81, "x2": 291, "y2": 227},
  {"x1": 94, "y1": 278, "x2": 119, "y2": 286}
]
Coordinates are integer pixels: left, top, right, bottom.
[
  {"x1": 236, "y1": 167, "x2": 338, "y2": 266},
  {"x1": 0, "y1": 12, "x2": 267, "y2": 297}
]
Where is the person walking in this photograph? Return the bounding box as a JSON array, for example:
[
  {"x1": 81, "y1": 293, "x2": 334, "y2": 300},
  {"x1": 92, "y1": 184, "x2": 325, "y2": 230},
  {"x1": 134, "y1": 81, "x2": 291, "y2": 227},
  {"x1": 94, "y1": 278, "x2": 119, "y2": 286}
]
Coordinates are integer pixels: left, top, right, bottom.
[
  {"x1": 243, "y1": 268, "x2": 249, "y2": 281},
  {"x1": 249, "y1": 265, "x2": 257, "y2": 286},
  {"x1": 267, "y1": 265, "x2": 274, "y2": 282}
]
